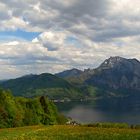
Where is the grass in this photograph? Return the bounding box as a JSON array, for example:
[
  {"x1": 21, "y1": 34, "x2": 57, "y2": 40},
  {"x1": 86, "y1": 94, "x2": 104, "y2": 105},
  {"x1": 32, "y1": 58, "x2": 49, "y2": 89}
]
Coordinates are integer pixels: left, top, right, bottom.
[{"x1": 0, "y1": 125, "x2": 140, "y2": 140}]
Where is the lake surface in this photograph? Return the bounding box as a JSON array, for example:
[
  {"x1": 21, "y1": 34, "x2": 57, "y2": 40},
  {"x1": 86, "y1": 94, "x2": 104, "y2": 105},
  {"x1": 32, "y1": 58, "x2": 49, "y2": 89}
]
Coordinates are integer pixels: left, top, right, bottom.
[{"x1": 56, "y1": 98, "x2": 140, "y2": 124}]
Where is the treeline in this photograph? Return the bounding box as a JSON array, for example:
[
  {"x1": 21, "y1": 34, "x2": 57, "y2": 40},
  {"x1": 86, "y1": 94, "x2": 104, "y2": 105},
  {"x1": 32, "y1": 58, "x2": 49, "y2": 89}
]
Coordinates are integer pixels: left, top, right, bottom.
[
  {"x1": 85, "y1": 123, "x2": 140, "y2": 129},
  {"x1": 85, "y1": 123, "x2": 129, "y2": 128},
  {"x1": 0, "y1": 89, "x2": 67, "y2": 128}
]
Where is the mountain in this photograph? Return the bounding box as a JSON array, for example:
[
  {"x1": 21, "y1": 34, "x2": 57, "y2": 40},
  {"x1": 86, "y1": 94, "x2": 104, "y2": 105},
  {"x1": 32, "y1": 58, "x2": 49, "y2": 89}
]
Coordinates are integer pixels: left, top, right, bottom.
[
  {"x1": 86, "y1": 56, "x2": 140, "y2": 92},
  {"x1": 55, "y1": 68, "x2": 83, "y2": 78},
  {"x1": 57, "y1": 56, "x2": 140, "y2": 97},
  {"x1": 0, "y1": 73, "x2": 82, "y2": 99},
  {"x1": 1, "y1": 56, "x2": 140, "y2": 100},
  {"x1": 0, "y1": 79, "x2": 8, "y2": 84}
]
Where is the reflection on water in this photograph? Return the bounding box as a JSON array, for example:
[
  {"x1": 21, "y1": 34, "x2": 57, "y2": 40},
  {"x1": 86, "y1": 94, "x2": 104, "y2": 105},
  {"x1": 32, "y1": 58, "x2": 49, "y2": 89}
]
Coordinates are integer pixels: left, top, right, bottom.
[{"x1": 56, "y1": 98, "x2": 140, "y2": 124}]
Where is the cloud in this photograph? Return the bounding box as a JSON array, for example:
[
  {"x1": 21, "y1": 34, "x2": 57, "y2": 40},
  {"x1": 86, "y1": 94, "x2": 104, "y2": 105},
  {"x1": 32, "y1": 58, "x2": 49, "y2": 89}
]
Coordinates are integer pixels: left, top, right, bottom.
[
  {"x1": 0, "y1": 3, "x2": 11, "y2": 20},
  {"x1": 0, "y1": 0, "x2": 140, "y2": 79}
]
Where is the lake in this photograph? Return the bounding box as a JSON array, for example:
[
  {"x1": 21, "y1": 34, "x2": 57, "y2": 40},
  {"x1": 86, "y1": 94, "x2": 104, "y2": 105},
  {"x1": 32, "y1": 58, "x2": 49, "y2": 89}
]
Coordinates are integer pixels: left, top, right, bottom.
[{"x1": 55, "y1": 98, "x2": 140, "y2": 124}]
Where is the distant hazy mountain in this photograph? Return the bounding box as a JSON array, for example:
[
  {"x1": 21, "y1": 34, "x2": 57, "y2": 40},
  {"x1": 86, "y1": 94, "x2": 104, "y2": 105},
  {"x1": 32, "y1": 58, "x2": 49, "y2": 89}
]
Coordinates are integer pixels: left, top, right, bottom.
[
  {"x1": 55, "y1": 68, "x2": 83, "y2": 78},
  {"x1": 0, "y1": 79, "x2": 8, "y2": 84},
  {"x1": 0, "y1": 73, "x2": 82, "y2": 99}
]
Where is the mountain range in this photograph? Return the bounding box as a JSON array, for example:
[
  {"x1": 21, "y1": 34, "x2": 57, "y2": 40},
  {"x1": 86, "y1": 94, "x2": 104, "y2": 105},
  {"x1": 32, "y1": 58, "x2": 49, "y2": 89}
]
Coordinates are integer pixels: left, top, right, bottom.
[
  {"x1": 0, "y1": 73, "x2": 82, "y2": 99},
  {"x1": 1, "y1": 56, "x2": 140, "y2": 99}
]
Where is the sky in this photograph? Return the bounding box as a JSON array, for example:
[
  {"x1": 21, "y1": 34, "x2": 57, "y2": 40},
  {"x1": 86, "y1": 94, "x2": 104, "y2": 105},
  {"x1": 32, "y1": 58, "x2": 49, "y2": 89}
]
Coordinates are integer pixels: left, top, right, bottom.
[{"x1": 0, "y1": 0, "x2": 140, "y2": 79}]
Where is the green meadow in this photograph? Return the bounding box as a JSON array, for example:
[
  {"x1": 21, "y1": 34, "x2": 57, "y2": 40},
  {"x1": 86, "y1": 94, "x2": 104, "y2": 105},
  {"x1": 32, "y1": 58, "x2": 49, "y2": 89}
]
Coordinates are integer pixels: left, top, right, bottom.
[{"x1": 0, "y1": 125, "x2": 140, "y2": 140}]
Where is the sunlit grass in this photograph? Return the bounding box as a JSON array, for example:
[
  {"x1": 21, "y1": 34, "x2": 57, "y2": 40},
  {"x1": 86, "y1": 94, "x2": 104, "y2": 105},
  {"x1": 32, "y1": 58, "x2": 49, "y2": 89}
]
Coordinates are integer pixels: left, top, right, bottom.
[{"x1": 0, "y1": 125, "x2": 140, "y2": 140}]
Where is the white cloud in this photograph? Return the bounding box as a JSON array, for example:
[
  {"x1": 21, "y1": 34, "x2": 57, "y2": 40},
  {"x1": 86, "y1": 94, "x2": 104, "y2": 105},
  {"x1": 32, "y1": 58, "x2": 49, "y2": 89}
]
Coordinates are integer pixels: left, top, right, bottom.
[
  {"x1": 0, "y1": 0, "x2": 140, "y2": 79},
  {"x1": 3, "y1": 41, "x2": 19, "y2": 46}
]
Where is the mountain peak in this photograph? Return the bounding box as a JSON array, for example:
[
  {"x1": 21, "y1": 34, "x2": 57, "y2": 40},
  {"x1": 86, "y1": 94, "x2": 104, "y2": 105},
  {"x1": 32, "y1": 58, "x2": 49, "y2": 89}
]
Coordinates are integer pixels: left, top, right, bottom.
[
  {"x1": 99, "y1": 56, "x2": 125, "y2": 69},
  {"x1": 86, "y1": 56, "x2": 140, "y2": 91},
  {"x1": 100, "y1": 56, "x2": 140, "y2": 69},
  {"x1": 109, "y1": 56, "x2": 124, "y2": 61},
  {"x1": 105, "y1": 56, "x2": 125, "y2": 63}
]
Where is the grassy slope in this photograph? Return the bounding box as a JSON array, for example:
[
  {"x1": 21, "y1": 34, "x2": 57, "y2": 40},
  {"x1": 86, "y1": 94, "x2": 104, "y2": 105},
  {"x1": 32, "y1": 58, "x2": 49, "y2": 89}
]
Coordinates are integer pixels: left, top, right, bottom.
[{"x1": 0, "y1": 125, "x2": 140, "y2": 140}]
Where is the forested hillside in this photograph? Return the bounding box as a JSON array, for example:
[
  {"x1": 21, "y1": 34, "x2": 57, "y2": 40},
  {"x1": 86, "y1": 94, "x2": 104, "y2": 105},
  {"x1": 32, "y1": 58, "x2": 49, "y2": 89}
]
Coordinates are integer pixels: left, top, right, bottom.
[
  {"x1": 0, "y1": 89, "x2": 67, "y2": 128},
  {"x1": 0, "y1": 73, "x2": 82, "y2": 99}
]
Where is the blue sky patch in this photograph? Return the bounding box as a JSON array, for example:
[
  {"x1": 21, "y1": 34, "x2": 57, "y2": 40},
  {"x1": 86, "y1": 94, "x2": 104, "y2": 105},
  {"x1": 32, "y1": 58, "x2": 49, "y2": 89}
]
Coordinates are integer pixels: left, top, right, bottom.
[{"x1": 0, "y1": 29, "x2": 41, "y2": 41}]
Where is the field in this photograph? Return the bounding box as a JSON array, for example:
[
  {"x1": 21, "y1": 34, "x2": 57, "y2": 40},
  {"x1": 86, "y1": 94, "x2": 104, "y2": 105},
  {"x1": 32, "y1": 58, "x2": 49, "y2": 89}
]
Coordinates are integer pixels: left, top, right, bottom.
[{"x1": 0, "y1": 125, "x2": 140, "y2": 140}]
